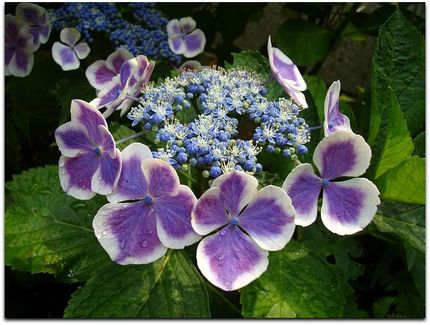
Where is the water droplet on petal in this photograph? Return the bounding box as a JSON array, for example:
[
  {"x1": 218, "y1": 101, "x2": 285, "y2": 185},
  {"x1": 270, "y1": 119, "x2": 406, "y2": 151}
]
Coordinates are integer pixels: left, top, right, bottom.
[
  {"x1": 78, "y1": 179, "x2": 82, "y2": 184},
  {"x1": 120, "y1": 241, "x2": 126, "y2": 249},
  {"x1": 59, "y1": 157, "x2": 65, "y2": 167},
  {"x1": 96, "y1": 233, "x2": 102, "y2": 239},
  {"x1": 218, "y1": 254, "x2": 224, "y2": 261},
  {"x1": 142, "y1": 240, "x2": 148, "y2": 248},
  {"x1": 102, "y1": 231, "x2": 107, "y2": 236},
  {"x1": 220, "y1": 230, "x2": 227, "y2": 236},
  {"x1": 61, "y1": 171, "x2": 65, "y2": 175},
  {"x1": 149, "y1": 230, "x2": 153, "y2": 234},
  {"x1": 82, "y1": 185, "x2": 86, "y2": 190},
  {"x1": 98, "y1": 176, "x2": 102, "y2": 180}
]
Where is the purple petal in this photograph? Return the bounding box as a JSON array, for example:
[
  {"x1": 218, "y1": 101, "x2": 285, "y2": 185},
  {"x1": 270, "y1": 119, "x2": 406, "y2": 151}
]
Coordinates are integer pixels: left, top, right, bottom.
[
  {"x1": 166, "y1": 19, "x2": 182, "y2": 38},
  {"x1": 153, "y1": 185, "x2": 200, "y2": 249},
  {"x1": 282, "y1": 163, "x2": 322, "y2": 227},
  {"x1": 74, "y1": 42, "x2": 91, "y2": 60},
  {"x1": 211, "y1": 171, "x2": 258, "y2": 217},
  {"x1": 52, "y1": 42, "x2": 79, "y2": 71},
  {"x1": 91, "y1": 148, "x2": 122, "y2": 195},
  {"x1": 93, "y1": 202, "x2": 167, "y2": 265},
  {"x1": 142, "y1": 159, "x2": 180, "y2": 197},
  {"x1": 119, "y1": 58, "x2": 134, "y2": 89},
  {"x1": 93, "y1": 76, "x2": 122, "y2": 108},
  {"x1": 313, "y1": 131, "x2": 372, "y2": 180},
  {"x1": 106, "y1": 47, "x2": 133, "y2": 74},
  {"x1": 239, "y1": 185, "x2": 295, "y2": 251},
  {"x1": 85, "y1": 60, "x2": 116, "y2": 90},
  {"x1": 191, "y1": 187, "x2": 229, "y2": 236},
  {"x1": 324, "y1": 81, "x2": 352, "y2": 136},
  {"x1": 179, "y1": 17, "x2": 197, "y2": 34},
  {"x1": 54, "y1": 121, "x2": 91, "y2": 157},
  {"x1": 288, "y1": 88, "x2": 308, "y2": 109},
  {"x1": 183, "y1": 29, "x2": 206, "y2": 58},
  {"x1": 107, "y1": 143, "x2": 152, "y2": 203},
  {"x1": 196, "y1": 225, "x2": 268, "y2": 291},
  {"x1": 70, "y1": 99, "x2": 107, "y2": 144},
  {"x1": 16, "y1": 3, "x2": 51, "y2": 50},
  {"x1": 168, "y1": 37, "x2": 186, "y2": 55},
  {"x1": 321, "y1": 178, "x2": 380, "y2": 235},
  {"x1": 58, "y1": 153, "x2": 98, "y2": 200},
  {"x1": 8, "y1": 44, "x2": 34, "y2": 78},
  {"x1": 60, "y1": 27, "x2": 81, "y2": 46}
]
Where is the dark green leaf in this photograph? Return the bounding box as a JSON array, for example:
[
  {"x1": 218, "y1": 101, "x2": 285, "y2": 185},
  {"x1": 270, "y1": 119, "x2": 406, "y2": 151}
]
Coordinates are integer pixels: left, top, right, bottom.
[
  {"x1": 303, "y1": 75, "x2": 327, "y2": 123},
  {"x1": 109, "y1": 122, "x2": 139, "y2": 150},
  {"x1": 404, "y1": 245, "x2": 424, "y2": 298},
  {"x1": 64, "y1": 251, "x2": 210, "y2": 318},
  {"x1": 412, "y1": 132, "x2": 425, "y2": 157}
]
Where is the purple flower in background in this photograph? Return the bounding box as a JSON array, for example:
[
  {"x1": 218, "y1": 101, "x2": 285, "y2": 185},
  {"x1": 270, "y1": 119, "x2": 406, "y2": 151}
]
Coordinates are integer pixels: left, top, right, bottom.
[
  {"x1": 90, "y1": 55, "x2": 155, "y2": 117},
  {"x1": 85, "y1": 47, "x2": 133, "y2": 91},
  {"x1": 5, "y1": 14, "x2": 34, "y2": 77},
  {"x1": 192, "y1": 171, "x2": 295, "y2": 291},
  {"x1": 93, "y1": 143, "x2": 200, "y2": 265},
  {"x1": 54, "y1": 100, "x2": 121, "y2": 200},
  {"x1": 282, "y1": 131, "x2": 380, "y2": 235},
  {"x1": 52, "y1": 27, "x2": 90, "y2": 71},
  {"x1": 267, "y1": 36, "x2": 308, "y2": 108},
  {"x1": 324, "y1": 80, "x2": 352, "y2": 136},
  {"x1": 16, "y1": 3, "x2": 51, "y2": 51},
  {"x1": 167, "y1": 17, "x2": 206, "y2": 58}
]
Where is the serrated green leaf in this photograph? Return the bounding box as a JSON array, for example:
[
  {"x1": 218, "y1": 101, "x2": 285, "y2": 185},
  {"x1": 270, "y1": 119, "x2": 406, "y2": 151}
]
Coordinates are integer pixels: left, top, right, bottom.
[
  {"x1": 64, "y1": 250, "x2": 210, "y2": 318},
  {"x1": 375, "y1": 156, "x2": 425, "y2": 204},
  {"x1": 240, "y1": 241, "x2": 344, "y2": 318},
  {"x1": 373, "y1": 201, "x2": 424, "y2": 254},
  {"x1": 5, "y1": 165, "x2": 111, "y2": 282}
]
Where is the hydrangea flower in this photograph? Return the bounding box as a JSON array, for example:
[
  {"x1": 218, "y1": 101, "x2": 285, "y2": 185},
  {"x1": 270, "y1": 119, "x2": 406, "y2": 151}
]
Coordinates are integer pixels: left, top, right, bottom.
[
  {"x1": 178, "y1": 60, "x2": 202, "y2": 72},
  {"x1": 93, "y1": 142, "x2": 200, "y2": 265},
  {"x1": 267, "y1": 36, "x2": 308, "y2": 108},
  {"x1": 54, "y1": 100, "x2": 121, "y2": 200},
  {"x1": 282, "y1": 131, "x2": 380, "y2": 235},
  {"x1": 192, "y1": 171, "x2": 296, "y2": 291},
  {"x1": 167, "y1": 17, "x2": 206, "y2": 58},
  {"x1": 52, "y1": 27, "x2": 90, "y2": 71},
  {"x1": 324, "y1": 80, "x2": 352, "y2": 136},
  {"x1": 90, "y1": 55, "x2": 155, "y2": 117},
  {"x1": 16, "y1": 3, "x2": 51, "y2": 51},
  {"x1": 5, "y1": 14, "x2": 34, "y2": 77}
]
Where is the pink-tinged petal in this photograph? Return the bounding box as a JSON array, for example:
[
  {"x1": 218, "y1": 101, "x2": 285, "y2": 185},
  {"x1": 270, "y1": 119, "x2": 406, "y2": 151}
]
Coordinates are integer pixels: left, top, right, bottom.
[
  {"x1": 106, "y1": 47, "x2": 134, "y2": 74},
  {"x1": 323, "y1": 80, "x2": 351, "y2": 136},
  {"x1": 85, "y1": 60, "x2": 116, "y2": 90},
  {"x1": 179, "y1": 17, "x2": 197, "y2": 34},
  {"x1": 93, "y1": 202, "x2": 167, "y2": 265},
  {"x1": 267, "y1": 35, "x2": 306, "y2": 91},
  {"x1": 321, "y1": 178, "x2": 380, "y2": 236},
  {"x1": 282, "y1": 163, "x2": 322, "y2": 227},
  {"x1": 191, "y1": 187, "x2": 229, "y2": 236},
  {"x1": 178, "y1": 60, "x2": 202, "y2": 73},
  {"x1": 16, "y1": 3, "x2": 51, "y2": 50},
  {"x1": 70, "y1": 99, "x2": 107, "y2": 143},
  {"x1": 91, "y1": 148, "x2": 122, "y2": 195},
  {"x1": 54, "y1": 121, "x2": 91, "y2": 157},
  {"x1": 52, "y1": 42, "x2": 79, "y2": 71},
  {"x1": 211, "y1": 171, "x2": 258, "y2": 217},
  {"x1": 93, "y1": 76, "x2": 122, "y2": 108},
  {"x1": 107, "y1": 143, "x2": 152, "y2": 203},
  {"x1": 142, "y1": 159, "x2": 180, "y2": 197},
  {"x1": 58, "y1": 153, "x2": 98, "y2": 200},
  {"x1": 168, "y1": 37, "x2": 186, "y2": 55},
  {"x1": 183, "y1": 29, "x2": 206, "y2": 58},
  {"x1": 74, "y1": 42, "x2": 91, "y2": 60},
  {"x1": 167, "y1": 19, "x2": 182, "y2": 38},
  {"x1": 153, "y1": 185, "x2": 200, "y2": 249},
  {"x1": 196, "y1": 225, "x2": 268, "y2": 291},
  {"x1": 60, "y1": 27, "x2": 81, "y2": 46},
  {"x1": 239, "y1": 185, "x2": 295, "y2": 251},
  {"x1": 313, "y1": 131, "x2": 372, "y2": 180}
]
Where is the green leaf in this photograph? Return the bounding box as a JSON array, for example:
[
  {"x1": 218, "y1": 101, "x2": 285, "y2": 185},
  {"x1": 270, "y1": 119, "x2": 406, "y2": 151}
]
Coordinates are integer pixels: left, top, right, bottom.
[
  {"x1": 64, "y1": 250, "x2": 210, "y2": 318},
  {"x1": 5, "y1": 166, "x2": 111, "y2": 282},
  {"x1": 109, "y1": 122, "x2": 139, "y2": 150},
  {"x1": 303, "y1": 75, "x2": 327, "y2": 123},
  {"x1": 404, "y1": 245, "x2": 424, "y2": 298},
  {"x1": 372, "y1": 201, "x2": 424, "y2": 254},
  {"x1": 275, "y1": 20, "x2": 331, "y2": 66},
  {"x1": 240, "y1": 241, "x2": 345, "y2": 318},
  {"x1": 375, "y1": 156, "x2": 425, "y2": 204},
  {"x1": 412, "y1": 132, "x2": 425, "y2": 157}
]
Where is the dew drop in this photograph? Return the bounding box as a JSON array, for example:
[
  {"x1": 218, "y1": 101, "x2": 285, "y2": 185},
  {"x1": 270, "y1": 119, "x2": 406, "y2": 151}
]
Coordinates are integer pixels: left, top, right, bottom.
[
  {"x1": 98, "y1": 176, "x2": 102, "y2": 180},
  {"x1": 142, "y1": 240, "x2": 148, "y2": 248},
  {"x1": 102, "y1": 231, "x2": 107, "y2": 236},
  {"x1": 61, "y1": 171, "x2": 65, "y2": 175},
  {"x1": 220, "y1": 230, "x2": 227, "y2": 236},
  {"x1": 218, "y1": 254, "x2": 224, "y2": 261},
  {"x1": 149, "y1": 230, "x2": 153, "y2": 234},
  {"x1": 96, "y1": 233, "x2": 102, "y2": 239},
  {"x1": 120, "y1": 241, "x2": 126, "y2": 249},
  {"x1": 59, "y1": 157, "x2": 65, "y2": 167},
  {"x1": 78, "y1": 179, "x2": 82, "y2": 184},
  {"x1": 82, "y1": 185, "x2": 86, "y2": 190}
]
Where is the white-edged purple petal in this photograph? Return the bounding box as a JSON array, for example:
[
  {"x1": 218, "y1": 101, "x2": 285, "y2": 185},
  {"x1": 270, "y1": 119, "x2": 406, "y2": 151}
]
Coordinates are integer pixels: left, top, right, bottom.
[
  {"x1": 168, "y1": 36, "x2": 186, "y2": 55},
  {"x1": 85, "y1": 60, "x2": 116, "y2": 90},
  {"x1": 321, "y1": 178, "x2": 380, "y2": 236},
  {"x1": 179, "y1": 17, "x2": 197, "y2": 34},
  {"x1": 178, "y1": 60, "x2": 202, "y2": 73},
  {"x1": 323, "y1": 80, "x2": 351, "y2": 136},
  {"x1": 107, "y1": 143, "x2": 152, "y2": 203},
  {"x1": 196, "y1": 225, "x2": 268, "y2": 291},
  {"x1": 313, "y1": 131, "x2": 372, "y2": 180},
  {"x1": 92, "y1": 76, "x2": 122, "y2": 108},
  {"x1": 60, "y1": 27, "x2": 81, "y2": 47},
  {"x1": 239, "y1": 185, "x2": 295, "y2": 251},
  {"x1": 191, "y1": 187, "x2": 229, "y2": 236},
  {"x1": 54, "y1": 121, "x2": 91, "y2": 157},
  {"x1": 142, "y1": 158, "x2": 180, "y2": 197},
  {"x1": 74, "y1": 42, "x2": 91, "y2": 60},
  {"x1": 52, "y1": 42, "x2": 79, "y2": 71},
  {"x1": 183, "y1": 29, "x2": 206, "y2": 58},
  {"x1": 91, "y1": 148, "x2": 122, "y2": 196},
  {"x1": 93, "y1": 202, "x2": 167, "y2": 265},
  {"x1": 282, "y1": 163, "x2": 322, "y2": 227},
  {"x1": 106, "y1": 47, "x2": 133, "y2": 74},
  {"x1": 166, "y1": 19, "x2": 182, "y2": 38},
  {"x1": 153, "y1": 185, "x2": 200, "y2": 249},
  {"x1": 211, "y1": 171, "x2": 258, "y2": 217},
  {"x1": 16, "y1": 3, "x2": 51, "y2": 50},
  {"x1": 58, "y1": 154, "x2": 98, "y2": 200},
  {"x1": 70, "y1": 99, "x2": 107, "y2": 143},
  {"x1": 289, "y1": 88, "x2": 308, "y2": 109}
]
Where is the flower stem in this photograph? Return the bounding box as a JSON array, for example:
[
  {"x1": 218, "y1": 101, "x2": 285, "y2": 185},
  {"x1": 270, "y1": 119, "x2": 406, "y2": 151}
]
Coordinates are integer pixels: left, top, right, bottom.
[
  {"x1": 115, "y1": 131, "x2": 146, "y2": 145},
  {"x1": 178, "y1": 169, "x2": 197, "y2": 183},
  {"x1": 309, "y1": 125, "x2": 323, "y2": 132}
]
